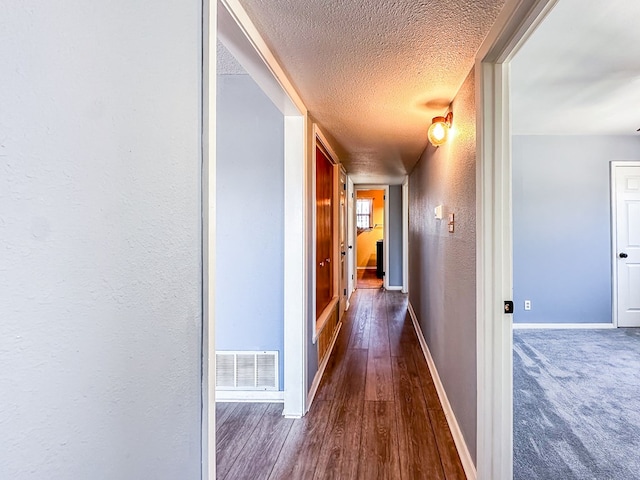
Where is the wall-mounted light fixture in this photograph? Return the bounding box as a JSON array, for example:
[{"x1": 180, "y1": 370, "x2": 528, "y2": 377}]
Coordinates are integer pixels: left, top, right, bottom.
[{"x1": 428, "y1": 112, "x2": 453, "y2": 147}]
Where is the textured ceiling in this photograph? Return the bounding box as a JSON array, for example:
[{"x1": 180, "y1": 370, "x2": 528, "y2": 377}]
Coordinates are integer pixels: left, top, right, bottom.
[
  {"x1": 217, "y1": 40, "x2": 247, "y2": 75},
  {"x1": 238, "y1": 0, "x2": 505, "y2": 182},
  {"x1": 511, "y1": 0, "x2": 640, "y2": 135}
]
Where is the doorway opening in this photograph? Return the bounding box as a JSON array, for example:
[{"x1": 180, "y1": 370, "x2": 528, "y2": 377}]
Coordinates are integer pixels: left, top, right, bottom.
[{"x1": 355, "y1": 188, "x2": 385, "y2": 289}]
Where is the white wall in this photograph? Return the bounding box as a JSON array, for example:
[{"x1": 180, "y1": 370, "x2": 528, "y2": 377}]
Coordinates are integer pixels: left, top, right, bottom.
[
  {"x1": 0, "y1": 2, "x2": 202, "y2": 478},
  {"x1": 216, "y1": 73, "x2": 285, "y2": 389},
  {"x1": 408, "y1": 69, "x2": 477, "y2": 461}
]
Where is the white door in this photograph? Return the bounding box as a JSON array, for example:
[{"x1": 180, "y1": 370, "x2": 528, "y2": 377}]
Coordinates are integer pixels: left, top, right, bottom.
[
  {"x1": 614, "y1": 164, "x2": 640, "y2": 327},
  {"x1": 347, "y1": 178, "x2": 355, "y2": 299}
]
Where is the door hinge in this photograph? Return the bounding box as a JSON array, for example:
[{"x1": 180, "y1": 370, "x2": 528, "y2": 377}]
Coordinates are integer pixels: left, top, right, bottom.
[
  {"x1": 344, "y1": 288, "x2": 347, "y2": 295},
  {"x1": 343, "y1": 183, "x2": 346, "y2": 190},
  {"x1": 504, "y1": 301, "x2": 514, "y2": 314}
]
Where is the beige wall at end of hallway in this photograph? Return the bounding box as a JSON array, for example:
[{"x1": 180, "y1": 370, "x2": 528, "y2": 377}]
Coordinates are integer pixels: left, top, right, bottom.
[{"x1": 356, "y1": 189, "x2": 384, "y2": 267}]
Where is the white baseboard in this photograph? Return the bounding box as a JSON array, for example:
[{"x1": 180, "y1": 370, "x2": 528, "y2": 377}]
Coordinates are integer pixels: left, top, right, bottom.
[
  {"x1": 215, "y1": 390, "x2": 284, "y2": 403},
  {"x1": 408, "y1": 303, "x2": 477, "y2": 480},
  {"x1": 306, "y1": 321, "x2": 343, "y2": 411},
  {"x1": 386, "y1": 285, "x2": 403, "y2": 291},
  {"x1": 513, "y1": 322, "x2": 615, "y2": 330}
]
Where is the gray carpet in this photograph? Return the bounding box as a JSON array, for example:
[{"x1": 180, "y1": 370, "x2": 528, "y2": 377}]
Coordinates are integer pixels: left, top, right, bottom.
[{"x1": 514, "y1": 328, "x2": 640, "y2": 480}]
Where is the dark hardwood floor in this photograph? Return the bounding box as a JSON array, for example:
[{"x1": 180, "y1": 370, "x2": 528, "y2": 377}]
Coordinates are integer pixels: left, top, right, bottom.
[
  {"x1": 216, "y1": 289, "x2": 466, "y2": 480},
  {"x1": 356, "y1": 268, "x2": 383, "y2": 289}
]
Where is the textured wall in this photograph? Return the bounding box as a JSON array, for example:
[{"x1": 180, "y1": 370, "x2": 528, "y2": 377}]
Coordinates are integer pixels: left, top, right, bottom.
[
  {"x1": 0, "y1": 2, "x2": 202, "y2": 479},
  {"x1": 216, "y1": 74, "x2": 285, "y2": 389},
  {"x1": 408, "y1": 69, "x2": 477, "y2": 461},
  {"x1": 513, "y1": 135, "x2": 640, "y2": 323},
  {"x1": 388, "y1": 185, "x2": 403, "y2": 287}
]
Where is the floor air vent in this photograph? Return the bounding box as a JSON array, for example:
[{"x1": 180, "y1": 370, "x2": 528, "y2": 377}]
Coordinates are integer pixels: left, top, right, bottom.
[{"x1": 215, "y1": 351, "x2": 278, "y2": 390}]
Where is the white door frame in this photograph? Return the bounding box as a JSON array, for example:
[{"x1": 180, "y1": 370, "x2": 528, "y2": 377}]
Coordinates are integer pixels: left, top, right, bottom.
[
  {"x1": 347, "y1": 176, "x2": 356, "y2": 300},
  {"x1": 206, "y1": 1, "x2": 310, "y2": 475},
  {"x1": 611, "y1": 161, "x2": 640, "y2": 328},
  {"x1": 354, "y1": 184, "x2": 389, "y2": 288},
  {"x1": 202, "y1": 2, "x2": 216, "y2": 478},
  {"x1": 402, "y1": 177, "x2": 409, "y2": 294},
  {"x1": 475, "y1": 0, "x2": 558, "y2": 478}
]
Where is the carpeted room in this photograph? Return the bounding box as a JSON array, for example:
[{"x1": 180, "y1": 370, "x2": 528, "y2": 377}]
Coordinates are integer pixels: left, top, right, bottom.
[
  {"x1": 513, "y1": 329, "x2": 640, "y2": 479},
  {"x1": 509, "y1": 1, "x2": 640, "y2": 477}
]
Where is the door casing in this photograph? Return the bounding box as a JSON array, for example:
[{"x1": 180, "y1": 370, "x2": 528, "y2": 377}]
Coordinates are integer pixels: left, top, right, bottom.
[
  {"x1": 611, "y1": 161, "x2": 640, "y2": 327},
  {"x1": 475, "y1": 0, "x2": 559, "y2": 478}
]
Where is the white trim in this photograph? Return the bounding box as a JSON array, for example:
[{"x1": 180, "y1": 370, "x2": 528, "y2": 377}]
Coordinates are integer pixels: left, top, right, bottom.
[
  {"x1": 306, "y1": 322, "x2": 343, "y2": 410},
  {"x1": 355, "y1": 184, "x2": 389, "y2": 284},
  {"x1": 283, "y1": 115, "x2": 307, "y2": 417},
  {"x1": 386, "y1": 285, "x2": 403, "y2": 291},
  {"x1": 476, "y1": 1, "x2": 559, "y2": 478},
  {"x1": 217, "y1": 0, "x2": 309, "y2": 423},
  {"x1": 408, "y1": 303, "x2": 476, "y2": 480},
  {"x1": 218, "y1": 0, "x2": 305, "y2": 115},
  {"x1": 202, "y1": 2, "x2": 216, "y2": 478},
  {"x1": 610, "y1": 161, "x2": 640, "y2": 329},
  {"x1": 314, "y1": 124, "x2": 340, "y2": 168},
  {"x1": 611, "y1": 162, "x2": 619, "y2": 329},
  {"x1": 215, "y1": 390, "x2": 285, "y2": 403},
  {"x1": 402, "y1": 177, "x2": 409, "y2": 294},
  {"x1": 383, "y1": 185, "x2": 390, "y2": 290},
  {"x1": 513, "y1": 323, "x2": 615, "y2": 330},
  {"x1": 347, "y1": 176, "x2": 356, "y2": 300}
]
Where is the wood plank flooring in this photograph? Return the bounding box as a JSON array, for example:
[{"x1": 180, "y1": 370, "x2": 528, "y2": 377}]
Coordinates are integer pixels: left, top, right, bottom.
[
  {"x1": 356, "y1": 268, "x2": 383, "y2": 289},
  {"x1": 216, "y1": 289, "x2": 466, "y2": 480}
]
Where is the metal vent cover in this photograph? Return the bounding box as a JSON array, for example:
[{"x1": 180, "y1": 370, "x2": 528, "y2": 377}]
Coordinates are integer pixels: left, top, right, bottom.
[{"x1": 215, "y1": 351, "x2": 278, "y2": 391}]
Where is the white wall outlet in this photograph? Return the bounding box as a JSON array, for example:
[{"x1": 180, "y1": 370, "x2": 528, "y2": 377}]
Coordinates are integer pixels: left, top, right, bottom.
[{"x1": 524, "y1": 300, "x2": 531, "y2": 311}]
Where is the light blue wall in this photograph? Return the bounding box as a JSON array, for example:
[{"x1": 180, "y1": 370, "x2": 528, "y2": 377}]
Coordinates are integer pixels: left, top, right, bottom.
[
  {"x1": 216, "y1": 74, "x2": 285, "y2": 389},
  {"x1": 388, "y1": 185, "x2": 403, "y2": 287},
  {"x1": 513, "y1": 135, "x2": 640, "y2": 323}
]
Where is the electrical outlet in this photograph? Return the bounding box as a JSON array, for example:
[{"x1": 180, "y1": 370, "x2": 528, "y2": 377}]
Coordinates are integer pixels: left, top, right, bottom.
[{"x1": 524, "y1": 300, "x2": 531, "y2": 311}]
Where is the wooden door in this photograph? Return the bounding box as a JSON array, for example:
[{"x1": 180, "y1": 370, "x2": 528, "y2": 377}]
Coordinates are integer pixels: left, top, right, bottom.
[{"x1": 316, "y1": 146, "x2": 333, "y2": 318}]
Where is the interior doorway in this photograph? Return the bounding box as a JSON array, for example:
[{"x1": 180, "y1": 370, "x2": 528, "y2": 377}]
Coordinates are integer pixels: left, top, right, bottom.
[
  {"x1": 612, "y1": 162, "x2": 640, "y2": 327},
  {"x1": 355, "y1": 188, "x2": 385, "y2": 289}
]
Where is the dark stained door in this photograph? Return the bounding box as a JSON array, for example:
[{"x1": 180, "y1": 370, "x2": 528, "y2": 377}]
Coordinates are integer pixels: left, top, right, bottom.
[{"x1": 316, "y1": 146, "x2": 333, "y2": 318}]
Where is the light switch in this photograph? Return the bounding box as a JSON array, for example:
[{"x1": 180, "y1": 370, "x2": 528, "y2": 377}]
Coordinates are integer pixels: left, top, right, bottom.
[{"x1": 434, "y1": 205, "x2": 443, "y2": 220}]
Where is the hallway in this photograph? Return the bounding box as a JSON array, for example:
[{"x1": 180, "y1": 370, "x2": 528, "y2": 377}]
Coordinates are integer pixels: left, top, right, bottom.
[{"x1": 216, "y1": 289, "x2": 465, "y2": 479}]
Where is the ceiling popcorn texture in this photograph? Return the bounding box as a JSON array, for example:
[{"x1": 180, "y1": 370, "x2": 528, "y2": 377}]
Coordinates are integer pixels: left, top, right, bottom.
[
  {"x1": 238, "y1": 0, "x2": 505, "y2": 182},
  {"x1": 217, "y1": 40, "x2": 247, "y2": 75}
]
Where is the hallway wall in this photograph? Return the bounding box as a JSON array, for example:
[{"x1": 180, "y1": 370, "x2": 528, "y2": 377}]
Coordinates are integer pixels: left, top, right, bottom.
[
  {"x1": 1, "y1": 2, "x2": 202, "y2": 478},
  {"x1": 388, "y1": 185, "x2": 404, "y2": 288},
  {"x1": 408, "y1": 69, "x2": 477, "y2": 462},
  {"x1": 216, "y1": 73, "x2": 285, "y2": 389}
]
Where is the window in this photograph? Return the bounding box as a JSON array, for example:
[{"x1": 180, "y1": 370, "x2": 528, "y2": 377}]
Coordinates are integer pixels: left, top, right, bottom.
[{"x1": 356, "y1": 198, "x2": 373, "y2": 230}]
